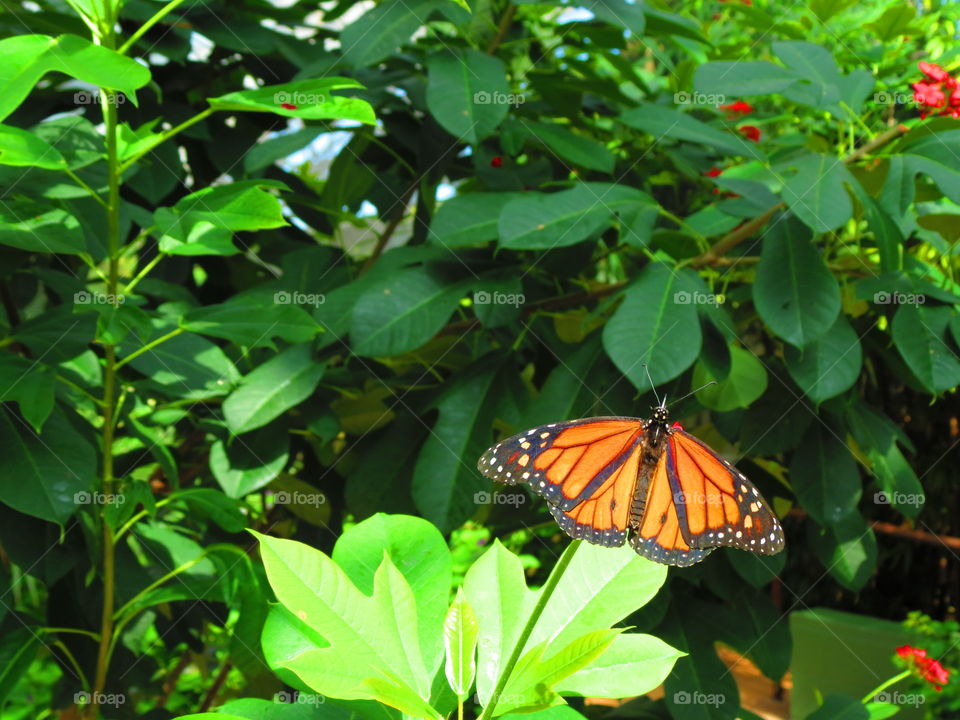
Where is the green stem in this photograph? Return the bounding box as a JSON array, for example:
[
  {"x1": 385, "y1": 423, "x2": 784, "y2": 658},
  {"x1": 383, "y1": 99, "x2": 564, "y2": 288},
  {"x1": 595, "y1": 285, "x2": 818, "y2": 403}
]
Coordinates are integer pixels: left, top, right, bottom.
[
  {"x1": 862, "y1": 669, "x2": 912, "y2": 704},
  {"x1": 114, "y1": 496, "x2": 175, "y2": 541},
  {"x1": 476, "y1": 540, "x2": 582, "y2": 720},
  {"x1": 123, "y1": 250, "x2": 164, "y2": 295},
  {"x1": 51, "y1": 639, "x2": 92, "y2": 692},
  {"x1": 65, "y1": 169, "x2": 107, "y2": 207},
  {"x1": 42, "y1": 627, "x2": 102, "y2": 641},
  {"x1": 117, "y1": 0, "x2": 191, "y2": 54},
  {"x1": 115, "y1": 327, "x2": 184, "y2": 369},
  {"x1": 119, "y1": 108, "x2": 214, "y2": 172}
]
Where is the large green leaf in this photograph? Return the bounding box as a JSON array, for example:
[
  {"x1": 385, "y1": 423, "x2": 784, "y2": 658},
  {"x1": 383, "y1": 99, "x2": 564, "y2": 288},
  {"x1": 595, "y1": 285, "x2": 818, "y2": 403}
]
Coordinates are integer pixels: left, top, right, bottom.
[
  {"x1": 253, "y1": 533, "x2": 440, "y2": 719},
  {"x1": 222, "y1": 345, "x2": 326, "y2": 434},
  {"x1": 692, "y1": 345, "x2": 767, "y2": 411},
  {"x1": 753, "y1": 214, "x2": 840, "y2": 348},
  {"x1": 779, "y1": 154, "x2": 853, "y2": 232},
  {"x1": 444, "y1": 588, "x2": 479, "y2": 700},
  {"x1": 619, "y1": 104, "x2": 758, "y2": 156},
  {"x1": 210, "y1": 425, "x2": 290, "y2": 498},
  {"x1": 556, "y1": 633, "x2": 682, "y2": 697},
  {"x1": 427, "y1": 50, "x2": 510, "y2": 144},
  {"x1": 0, "y1": 406, "x2": 95, "y2": 524},
  {"x1": 891, "y1": 304, "x2": 960, "y2": 393},
  {"x1": 0, "y1": 201, "x2": 86, "y2": 254},
  {"x1": 350, "y1": 264, "x2": 469, "y2": 357},
  {"x1": 784, "y1": 314, "x2": 862, "y2": 404},
  {"x1": 603, "y1": 263, "x2": 702, "y2": 392},
  {"x1": 431, "y1": 193, "x2": 514, "y2": 247},
  {"x1": 341, "y1": 0, "x2": 442, "y2": 67},
  {"x1": 694, "y1": 60, "x2": 799, "y2": 96},
  {"x1": 208, "y1": 78, "x2": 375, "y2": 124},
  {"x1": 811, "y1": 512, "x2": 877, "y2": 591},
  {"x1": 0, "y1": 124, "x2": 66, "y2": 169},
  {"x1": 0, "y1": 356, "x2": 55, "y2": 433},
  {"x1": 0, "y1": 34, "x2": 151, "y2": 120},
  {"x1": 182, "y1": 297, "x2": 321, "y2": 348},
  {"x1": 522, "y1": 121, "x2": 614, "y2": 173},
  {"x1": 790, "y1": 422, "x2": 861, "y2": 526}
]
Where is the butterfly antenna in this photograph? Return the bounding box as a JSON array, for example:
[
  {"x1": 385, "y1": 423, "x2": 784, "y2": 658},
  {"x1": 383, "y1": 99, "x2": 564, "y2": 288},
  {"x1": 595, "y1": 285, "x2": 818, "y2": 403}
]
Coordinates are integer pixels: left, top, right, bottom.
[
  {"x1": 668, "y1": 381, "x2": 718, "y2": 408},
  {"x1": 642, "y1": 364, "x2": 662, "y2": 406}
]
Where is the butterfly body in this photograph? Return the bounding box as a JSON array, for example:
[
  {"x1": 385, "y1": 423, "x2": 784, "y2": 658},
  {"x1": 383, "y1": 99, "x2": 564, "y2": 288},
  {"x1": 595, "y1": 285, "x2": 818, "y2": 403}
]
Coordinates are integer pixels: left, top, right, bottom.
[{"x1": 478, "y1": 404, "x2": 785, "y2": 567}]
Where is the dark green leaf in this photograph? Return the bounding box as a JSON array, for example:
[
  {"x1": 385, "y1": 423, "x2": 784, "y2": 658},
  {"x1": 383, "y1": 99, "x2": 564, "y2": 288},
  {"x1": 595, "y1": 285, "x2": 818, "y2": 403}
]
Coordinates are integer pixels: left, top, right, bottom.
[
  {"x1": 790, "y1": 422, "x2": 860, "y2": 526},
  {"x1": 784, "y1": 314, "x2": 862, "y2": 404},
  {"x1": 427, "y1": 50, "x2": 510, "y2": 144}
]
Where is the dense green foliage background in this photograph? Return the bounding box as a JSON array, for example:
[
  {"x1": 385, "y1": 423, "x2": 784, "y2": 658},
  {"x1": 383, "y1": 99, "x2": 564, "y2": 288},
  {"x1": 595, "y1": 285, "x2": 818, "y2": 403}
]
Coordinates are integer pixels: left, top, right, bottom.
[{"x1": 1, "y1": 0, "x2": 960, "y2": 717}]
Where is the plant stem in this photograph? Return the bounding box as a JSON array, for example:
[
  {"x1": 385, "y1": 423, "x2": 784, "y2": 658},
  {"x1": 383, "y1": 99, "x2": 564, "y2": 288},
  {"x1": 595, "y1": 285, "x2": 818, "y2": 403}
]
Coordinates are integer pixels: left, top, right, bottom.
[
  {"x1": 65, "y1": 168, "x2": 107, "y2": 207},
  {"x1": 861, "y1": 669, "x2": 912, "y2": 704},
  {"x1": 119, "y1": 108, "x2": 214, "y2": 172},
  {"x1": 114, "y1": 327, "x2": 184, "y2": 369},
  {"x1": 123, "y1": 250, "x2": 165, "y2": 295},
  {"x1": 476, "y1": 540, "x2": 582, "y2": 720},
  {"x1": 118, "y1": 0, "x2": 191, "y2": 54}
]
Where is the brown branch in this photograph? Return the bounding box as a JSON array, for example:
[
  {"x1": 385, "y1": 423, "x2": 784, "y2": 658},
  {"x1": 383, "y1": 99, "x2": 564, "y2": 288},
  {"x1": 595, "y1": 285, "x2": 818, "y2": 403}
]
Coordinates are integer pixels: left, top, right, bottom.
[
  {"x1": 198, "y1": 660, "x2": 231, "y2": 712},
  {"x1": 487, "y1": 3, "x2": 516, "y2": 54},
  {"x1": 689, "y1": 123, "x2": 911, "y2": 268},
  {"x1": 788, "y1": 508, "x2": 960, "y2": 552},
  {"x1": 157, "y1": 649, "x2": 191, "y2": 708},
  {"x1": 359, "y1": 181, "x2": 419, "y2": 275}
]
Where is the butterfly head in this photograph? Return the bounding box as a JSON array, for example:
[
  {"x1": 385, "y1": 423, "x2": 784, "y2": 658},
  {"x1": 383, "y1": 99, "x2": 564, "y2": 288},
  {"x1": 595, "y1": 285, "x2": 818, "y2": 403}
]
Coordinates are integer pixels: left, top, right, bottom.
[{"x1": 651, "y1": 401, "x2": 669, "y2": 425}]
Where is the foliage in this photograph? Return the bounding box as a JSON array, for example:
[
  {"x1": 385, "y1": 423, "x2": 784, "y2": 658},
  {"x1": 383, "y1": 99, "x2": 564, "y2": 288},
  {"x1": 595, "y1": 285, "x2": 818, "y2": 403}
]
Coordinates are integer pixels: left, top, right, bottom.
[{"x1": 0, "y1": 0, "x2": 959, "y2": 718}]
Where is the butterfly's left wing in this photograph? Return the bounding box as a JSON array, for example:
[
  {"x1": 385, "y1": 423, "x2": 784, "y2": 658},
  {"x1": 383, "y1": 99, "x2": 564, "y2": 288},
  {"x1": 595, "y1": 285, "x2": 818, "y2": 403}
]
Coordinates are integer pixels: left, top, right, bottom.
[{"x1": 478, "y1": 417, "x2": 644, "y2": 547}]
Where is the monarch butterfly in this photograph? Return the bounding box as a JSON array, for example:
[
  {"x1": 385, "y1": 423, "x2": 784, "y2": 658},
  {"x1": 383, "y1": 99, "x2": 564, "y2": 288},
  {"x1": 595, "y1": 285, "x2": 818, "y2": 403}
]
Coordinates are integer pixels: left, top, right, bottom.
[{"x1": 477, "y1": 396, "x2": 785, "y2": 567}]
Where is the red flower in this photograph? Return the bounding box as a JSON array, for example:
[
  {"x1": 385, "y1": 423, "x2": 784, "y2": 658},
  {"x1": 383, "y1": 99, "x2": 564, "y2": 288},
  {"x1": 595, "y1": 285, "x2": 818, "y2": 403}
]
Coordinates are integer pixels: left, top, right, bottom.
[
  {"x1": 719, "y1": 99, "x2": 754, "y2": 117},
  {"x1": 919, "y1": 61, "x2": 950, "y2": 84},
  {"x1": 912, "y1": 82, "x2": 945, "y2": 108},
  {"x1": 280, "y1": 102, "x2": 298, "y2": 110},
  {"x1": 490, "y1": 156, "x2": 503, "y2": 168},
  {"x1": 896, "y1": 645, "x2": 950, "y2": 691},
  {"x1": 704, "y1": 166, "x2": 723, "y2": 177},
  {"x1": 739, "y1": 125, "x2": 761, "y2": 142}
]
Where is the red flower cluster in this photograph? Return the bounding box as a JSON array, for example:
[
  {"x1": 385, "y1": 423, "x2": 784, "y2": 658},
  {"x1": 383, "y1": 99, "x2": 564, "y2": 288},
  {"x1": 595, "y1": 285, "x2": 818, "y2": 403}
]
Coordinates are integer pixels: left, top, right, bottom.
[
  {"x1": 896, "y1": 645, "x2": 950, "y2": 691},
  {"x1": 911, "y1": 61, "x2": 960, "y2": 119},
  {"x1": 719, "y1": 99, "x2": 754, "y2": 117},
  {"x1": 490, "y1": 156, "x2": 503, "y2": 168},
  {"x1": 739, "y1": 125, "x2": 761, "y2": 142}
]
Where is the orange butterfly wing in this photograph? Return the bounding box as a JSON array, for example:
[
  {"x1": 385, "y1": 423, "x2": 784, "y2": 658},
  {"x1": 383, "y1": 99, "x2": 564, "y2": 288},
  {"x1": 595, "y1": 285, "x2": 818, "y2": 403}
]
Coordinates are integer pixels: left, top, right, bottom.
[
  {"x1": 631, "y1": 430, "x2": 784, "y2": 565},
  {"x1": 477, "y1": 417, "x2": 644, "y2": 546}
]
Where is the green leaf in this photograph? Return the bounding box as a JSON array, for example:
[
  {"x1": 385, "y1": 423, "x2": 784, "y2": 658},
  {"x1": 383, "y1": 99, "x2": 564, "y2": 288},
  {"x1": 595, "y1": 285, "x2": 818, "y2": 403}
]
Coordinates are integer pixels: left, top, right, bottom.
[
  {"x1": 332, "y1": 514, "x2": 452, "y2": 674},
  {"x1": 891, "y1": 305, "x2": 960, "y2": 393},
  {"x1": 412, "y1": 363, "x2": 499, "y2": 532},
  {"x1": 444, "y1": 588, "x2": 479, "y2": 699},
  {"x1": 0, "y1": 34, "x2": 151, "y2": 121},
  {"x1": 182, "y1": 297, "x2": 321, "y2": 348},
  {"x1": 223, "y1": 345, "x2": 326, "y2": 434},
  {"x1": 0, "y1": 626, "x2": 41, "y2": 707},
  {"x1": 753, "y1": 214, "x2": 840, "y2": 348},
  {"x1": 556, "y1": 633, "x2": 682, "y2": 697},
  {"x1": 208, "y1": 78, "x2": 375, "y2": 124},
  {"x1": 0, "y1": 356, "x2": 55, "y2": 433},
  {"x1": 780, "y1": 154, "x2": 853, "y2": 232},
  {"x1": 784, "y1": 314, "x2": 861, "y2": 404},
  {"x1": 603, "y1": 263, "x2": 702, "y2": 392},
  {"x1": 812, "y1": 512, "x2": 877, "y2": 591},
  {"x1": 0, "y1": 124, "x2": 66, "y2": 169},
  {"x1": 0, "y1": 201, "x2": 86, "y2": 254},
  {"x1": 0, "y1": 406, "x2": 95, "y2": 524},
  {"x1": 619, "y1": 104, "x2": 757, "y2": 156},
  {"x1": 253, "y1": 532, "x2": 441, "y2": 719},
  {"x1": 155, "y1": 180, "x2": 289, "y2": 256},
  {"x1": 500, "y1": 183, "x2": 656, "y2": 250},
  {"x1": 692, "y1": 345, "x2": 767, "y2": 411},
  {"x1": 790, "y1": 423, "x2": 861, "y2": 526},
  {"x1": 523, "y1": 121, "x2": 614, "y2": 173},
  {"x1": 174, "y1": 489, "x2": 246, "y2": 533},
  {"x1": 431, "y1": 193, "x2": 514, "y2": 247},
  {"x1": 694, "y1": 60, "x2": 799, "y2": 96},
  {"x1": 210, "y1": 425, "x2": 290, "y2": 498},
  {"x1": 427, "y1": 50, "x2": 510, "y2": 144},
  {"x1": 849, "y1": 181, "x2": 903, "y2": 272},
  {"x1": 350, "y1": 265, "x2": 469, "y2": 357},
  {"x1": 865, "y1": 4, "x2": 917, "y2": 41},
  {"x1": 341, "y1": 0, "x2": 441, "y2": 67}
]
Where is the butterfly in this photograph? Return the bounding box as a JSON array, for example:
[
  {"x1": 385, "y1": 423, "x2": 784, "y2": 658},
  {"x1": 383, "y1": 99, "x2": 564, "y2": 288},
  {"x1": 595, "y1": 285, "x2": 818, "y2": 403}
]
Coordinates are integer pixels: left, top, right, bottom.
[{"x1": 476, "y1": 396, "x2": 785, "y2": 567}]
